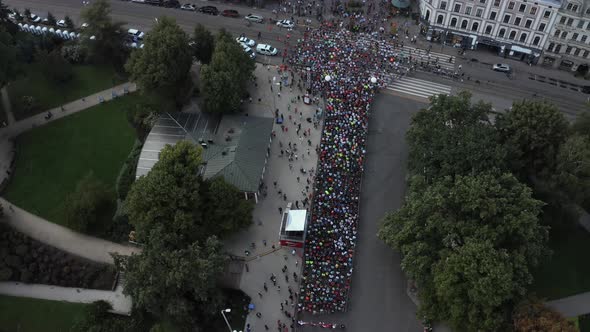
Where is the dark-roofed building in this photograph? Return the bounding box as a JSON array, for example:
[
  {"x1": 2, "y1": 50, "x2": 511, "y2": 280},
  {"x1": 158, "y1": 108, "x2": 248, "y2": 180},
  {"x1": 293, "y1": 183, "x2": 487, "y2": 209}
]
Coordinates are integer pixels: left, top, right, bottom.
[{"x1": 136, "y1": 111, "x2": 273, "y2": 202}]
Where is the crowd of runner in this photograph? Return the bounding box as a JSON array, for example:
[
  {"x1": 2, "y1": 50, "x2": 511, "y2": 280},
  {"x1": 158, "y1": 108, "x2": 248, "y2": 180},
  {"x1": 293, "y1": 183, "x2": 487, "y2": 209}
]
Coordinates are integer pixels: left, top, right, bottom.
[{"x1": 289, "y1": 25, "x2": 390, "y2": 314}]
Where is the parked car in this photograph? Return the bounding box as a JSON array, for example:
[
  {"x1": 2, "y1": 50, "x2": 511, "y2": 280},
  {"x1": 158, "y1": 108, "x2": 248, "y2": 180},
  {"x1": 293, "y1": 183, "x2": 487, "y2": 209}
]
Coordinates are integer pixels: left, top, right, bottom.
[
  {"x1": 256, "y1": 43, "x2": 278, "y2": 56},
  {"x1": 180, "y1": 3, "x2": 196, "y2": 11},
  {"x1": 240, "y1": 43, "x2": 256, "y2": 59},
  {"x1": 198, "y1": 6, "x2": 219, "y2": 15},
  {"x1": 81, "y1": 22, "x2": 89, "y2": 29},
  {"x1": 128, "y1": 28, "x2": 145, "y2": 40},
  {"x1": 29, "y1": 14, "x2": 41, "y2": 23},
  {"x1": 163, "y1": 0, "x2": 181, "y2": 8},
  {"x1": 221, "y1": 9, "x2": 239, "y2": 17},
  {"x1": 276, "y1": 19, "x2": 294, "y2": 29},
  {"x1": 245, "y1": 14, "x2": 264, "y2": 23},
  {"x1": 236, "y1": 36, "x2": 256, "y2": 47},
  {"x1": 57, "y1": 19, "x2": 67, "y2": 28},
  {"x1": 492, "y1": 63, "x2": 511, "y2": 72}
]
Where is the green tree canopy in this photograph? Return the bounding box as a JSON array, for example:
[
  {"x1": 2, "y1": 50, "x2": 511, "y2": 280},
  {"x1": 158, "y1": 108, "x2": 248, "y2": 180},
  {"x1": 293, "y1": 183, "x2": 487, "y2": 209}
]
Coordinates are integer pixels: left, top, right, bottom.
[
  {"x1": 125, "y1": 17, "x2": 192, "y2": 98},
  {"x1": 79, "y1": 0, "x2": 128, "y2": 67},
  {"x1": 200, "y1": 29, "x2": 255, "y2": 113},
  {"x1": 570, "y1": 112, "x2": 590, "y2": 138},
  {"x1": 379, "y1": 173, "x2": 549, "y2": 331},
  {"x1": 407, "y1": 92, "x2": 506, "y2": 182},
  {"x1": 46, "y1": 11, "x2": 56, "y2": 26},
  {"x1": 192, "y1": 23, "x2": 214, "y2": 64},
  {"x1": 64, "y1": 15, "x2": 74, "y2": 29},
  {"x1": 548, "y1": 134, "x2": 590, "y2": 208},
  {"x1": 0, "y1": 27, "x2": 18, "y2": 87},
  {"x1": 64, "y1": 172, "x2": 114, "y2": 233},
  {"x1": 496, "y1": 100, "x2": 569, "y2": 180}
]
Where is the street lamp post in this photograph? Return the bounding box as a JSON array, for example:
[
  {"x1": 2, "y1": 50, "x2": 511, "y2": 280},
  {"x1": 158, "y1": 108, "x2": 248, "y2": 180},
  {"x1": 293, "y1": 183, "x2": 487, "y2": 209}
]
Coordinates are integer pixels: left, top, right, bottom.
[{"x1": 221, "y1": 309, "x2": 232, "y2": 332}]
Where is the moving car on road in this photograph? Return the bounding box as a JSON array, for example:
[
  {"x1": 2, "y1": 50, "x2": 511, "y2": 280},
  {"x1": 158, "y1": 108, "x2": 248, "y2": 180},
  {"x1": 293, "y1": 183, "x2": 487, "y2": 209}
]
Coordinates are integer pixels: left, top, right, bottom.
[
  {"x1": 276, "y1": 19, "x2": 294, "y2": 29},
  {"x1": 492, "y1": 63, "x2": 511, "y2": 72},
  {"x1": 236, "y1": 36, "x2": 256, "y2": 47},
  {"x1": 221, "y1": 9, "x2": 240, "y2": 17},
  {"x1": 198, "y1": 6, "x2": 219, "y2": 15},
  {"x1": 180, "y1": 3, "x2": 196, "y2": 11},
  {"x1": 256, "y1": 43, "x2": 278, "y2": 56},
  {"x1": 245, "y1": 14, "x2": 264, "y2": 23}
]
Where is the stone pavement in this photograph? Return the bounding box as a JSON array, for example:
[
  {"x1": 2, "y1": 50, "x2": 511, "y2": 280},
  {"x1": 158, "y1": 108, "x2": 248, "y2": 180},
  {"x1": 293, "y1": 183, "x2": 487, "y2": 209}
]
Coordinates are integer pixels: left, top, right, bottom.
[
  {"x1": 0, "y1": 82, "x2": 137, "y2": 187},
  {"x1": 0, "y1": 197, "x2": 141, "y2": 265},
  {"x1": 222, "y1": 63, "x2": 323, "y2": 332},
  {"x1": 0, "y1": 281, "x2": 132, "y2": 315}
]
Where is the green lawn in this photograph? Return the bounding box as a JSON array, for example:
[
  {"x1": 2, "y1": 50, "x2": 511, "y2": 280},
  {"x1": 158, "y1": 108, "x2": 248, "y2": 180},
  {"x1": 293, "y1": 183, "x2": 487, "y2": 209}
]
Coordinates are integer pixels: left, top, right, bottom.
[
  {"x1": 0, "y1": 295, "x2": 87, "y2": 332},
  {"x1": 530, "y1": 225, "x2": 590, "y2": 300},
  {"x1": 4, "y1": 94, "x2": 138, "y2": 227},
  {"x1": 9, "y1": 64, "x2": 125, "y2": 120}
]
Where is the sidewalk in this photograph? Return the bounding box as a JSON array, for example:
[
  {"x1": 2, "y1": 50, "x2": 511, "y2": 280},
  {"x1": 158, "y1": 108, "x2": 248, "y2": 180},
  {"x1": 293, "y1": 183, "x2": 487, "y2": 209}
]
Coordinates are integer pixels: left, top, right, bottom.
[
  {"x1": 0, "y1": 82, "x2": 137, "y2": 187},
  {"x1": 547, "y1": 292, "x2": 590, "y2": 318},
  {"x1": 0, "y1": 197, "x2": 141, "y2": 265},
  {"x1": 0, "y1": 281, "x2": 132, "y2": 315},
  {"x1": 1, "y1": 87, "x2": 15, "y2": 126}
]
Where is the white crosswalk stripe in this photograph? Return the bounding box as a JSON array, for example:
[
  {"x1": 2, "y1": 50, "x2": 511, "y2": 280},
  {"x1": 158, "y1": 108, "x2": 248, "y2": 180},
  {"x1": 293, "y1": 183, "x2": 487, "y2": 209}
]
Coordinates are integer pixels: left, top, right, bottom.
[
  {"x1": 399, "y1": 46, "x2": 456, "y2": 71},
  {"x1": 386, "y1": 77, "x2": 452, "y2": 99}
]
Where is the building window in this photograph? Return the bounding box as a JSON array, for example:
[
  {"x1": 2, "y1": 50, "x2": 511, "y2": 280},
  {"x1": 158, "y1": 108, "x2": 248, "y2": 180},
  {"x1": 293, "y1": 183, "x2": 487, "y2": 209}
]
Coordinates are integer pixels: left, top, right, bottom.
[
  {"x1": 578, "y1": 20, "x2": 585, "y2": 29},
  {"x1": 538, "y1": 23, "x2": 546, "y2": 32},
  {"x1": 465, "y1": 6, "x2": 472, "y2": 15},
  {"x1": 461, "y1": 19, "x2": 468, "y2": 29},
  {"x1": 498, "y1": 28, "x2": 506, "y2": 38},
  {"x1": 519, "y1": 33, "x2": 527, "y2": 43},
  {"x1": 567, "y1": 18, "x2": 574, "y2": 26},
  {"x1": 560, "y1": 16, "x2": 567, "y2": 24},
  {"x1": 548, "y1": 42, "x2": 555, "y2": 52},
  {"x1": 514, "y1": 17, "x2": 521, "y2": 26},
  {"x1": 587, "y1": 8, "x2": 590, "y2": 15},
  {"x1": 494, "y1": 0, "x2": 500, "y2": 6},
  {"x1": 525, "y1": 19, "x2": 532, "y2": 28},
  {"x1": 582, "y1": 35, "x2": 588, "y2": 43},
  {"x1": 544, "y1": 10, "x2": 551, "y2": 18},
  {"x1": 476, "y1": 8, "x2": 483, "y2": 17},
  {"x1": 490, "y1": 11, "x2": 497, "y2": 20},
  {"x1": 508, "y1": 2, "x2": 515, "y2": 10},
  {"x1": 561, "y1": 31, "x2": 568, "y2": 39},
  {"x1": 518, "y1": 4, "x2": 526, "y2": 12},
  {"x1": 440, "y1": 1, "x2": 447, "y2": 10},
  {"x1": 572, "y1": 5, "x2": 579, "y2": 12},
  {"x1": 503, "y1": 14, "x2": 511, "y2": 23},
  {"x1": 554, "y1": 29, "x2": 561, "y2": 37},
  {"x1": 530, "y1": 7, "x2": 537, "y2": 15},
  {"x1": 566, "y1": 3, "x2": 573, "y2": 10},
  {"x1": 472, "y1": 22, "x2": 479, "y2": 31},
  {"x1": 450, "y1": 17, "x2": 457, "y2": 27},
  {"x1": 454, "y1": 3, "x2": 461, "y2": 12},
  {"x1": 574, "y1": 48, "x2": 581, "y2": 56},
  {"x1": 480, "y1": 0, "x2": 486, "y2": 3},
  {"x1": 437, "y1": 15, "x2": 444, "y2": 24},
  {"x1": 485, "y1": 25, "x2": 493, "y2": 34},
  {"x1": 533, "y1": 36, "x2": 541, "y2": 46},
  {"x1": 509, "y1": 30, "x2": 516, "y2": 40},
  {"x1": 555, "y1": 45, "x2": 562, "y2": 53},
  {"x1": 584, "y1": 50, "x2": 590, "y2": 58},
  {"x1": 572, "y1": 33, "x2": 579, "y2": 40},
  {"x1": 566, "y1": 46, "x2": 573, "y2": 54}
]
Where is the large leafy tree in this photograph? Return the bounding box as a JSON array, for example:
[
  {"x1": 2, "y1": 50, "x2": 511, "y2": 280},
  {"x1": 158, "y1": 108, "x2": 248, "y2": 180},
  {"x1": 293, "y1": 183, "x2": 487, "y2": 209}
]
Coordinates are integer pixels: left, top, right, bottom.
[
  {"x1": 125, "y1": 17, "x2": 192, "y2": 98},
  {"x1": 192, "y1": 23, "x2": 214, "y2": 64},
  {"x1": 570, "y1": 112, "x2": 590, "y2": 138},
  {"x1": 64, "y1": 172, "x2": 114, "y2": 234},
  {"x1": 548, "y1": 134, "x2": 590, "y2": 208},
  {"x1": 0, "y1": 27, "x2": 18, "y2": 87},
  {"x1": 496, "y1": 100, "x2": 569, "y2": 180},
  {"x1": 512, "y1": 298, "x2": 576, "y2": 332},
  {"x1": 379, "y1": 173, "x2": 549, "y2": 331},
  {"x1": 79, "y1": 0, "x2": 128, "y2": 67},
  {"x1": 406, "y1": 92, "x2": 506, "y2": 182},
  {"x1": 200, "y1": 29, "x2": 255, "y2": 113},
  {"x1": 0, "y1": 1, "x2": 17, "y2": 35}
]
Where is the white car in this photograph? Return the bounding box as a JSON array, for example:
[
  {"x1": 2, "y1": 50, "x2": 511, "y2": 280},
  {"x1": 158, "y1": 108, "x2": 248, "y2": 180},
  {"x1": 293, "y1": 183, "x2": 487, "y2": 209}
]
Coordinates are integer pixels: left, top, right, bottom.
[
  {"x1": 30, "y1": 14, "x2": 41, "y2": 23},
  {"x1": 128, "y1": 28, "x2": 145, "y2": 40},
  {"x1": 256, "y1": 43, "x2": 278, "y2": 56},
  {"x1": 276, "y1": 19, "x2": 294, "y2": 29},
  {"x1": 57, "y1": 19, "x2": 67, "y2": 28},
  {"x1": 236, "y1": 36, "x2": 256, "y2": 47},
  {"x1": 180, "y1": 3, "x2": 196, "y2": 11},
  {"x1": 245, "y1": 14, "x2": 264, "y2": 23},
  {"x1": 81, "y1": 22, "x2": 89, "y2": 29},
  {"x1": 492, "y1": 63, "x2": 511, "y2": 72},
  {"x1": 240, "y1": 43, "x2": 256, "y2": 59}
]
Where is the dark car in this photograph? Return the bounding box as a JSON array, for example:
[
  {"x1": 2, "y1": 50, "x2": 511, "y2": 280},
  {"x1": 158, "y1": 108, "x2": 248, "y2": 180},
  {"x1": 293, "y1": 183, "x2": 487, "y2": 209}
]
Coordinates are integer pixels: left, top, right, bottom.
[
  {"x1": 164, "y1": 0, "x2": 181, "y2": 8},
  {"x1": 221, "y1": 9, "x2": 239, "y2": 17},
  {"x1": 198, "y1": 6, "x2": 219, "y2": 15}
]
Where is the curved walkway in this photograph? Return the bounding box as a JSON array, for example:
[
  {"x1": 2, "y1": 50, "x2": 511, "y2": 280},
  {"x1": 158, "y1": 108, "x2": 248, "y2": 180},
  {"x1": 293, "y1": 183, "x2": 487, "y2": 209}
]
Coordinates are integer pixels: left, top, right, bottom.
[
  {"x1": 0, "y1": 281, "x2": 132, "y2": 315},
  {"x1": 0, "y1": 197, "x2": 141, "y2": 265}
]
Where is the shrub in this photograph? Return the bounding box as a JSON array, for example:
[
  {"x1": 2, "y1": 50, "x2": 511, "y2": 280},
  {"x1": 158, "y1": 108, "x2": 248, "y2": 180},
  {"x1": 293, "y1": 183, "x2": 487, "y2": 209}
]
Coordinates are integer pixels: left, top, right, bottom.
[
  {"x1": 61, "y1": 45, "x2": 88, "y2": 64},
  {"x1": 38, "y1": 50, "x2": 74, "y2": 84},
  {"x1": 63, "y1": 172, "x2": 114, "y2": 233},
  {"x1": 116, "y1": 141, "x2": 142, "y2": 201}
]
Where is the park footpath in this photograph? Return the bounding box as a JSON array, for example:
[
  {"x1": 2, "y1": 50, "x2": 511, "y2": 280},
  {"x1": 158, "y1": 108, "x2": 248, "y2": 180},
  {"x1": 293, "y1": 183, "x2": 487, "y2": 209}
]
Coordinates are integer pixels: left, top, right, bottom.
[
  {"x1": 0, "y1": 83, "x2": 139, "y2": 315},
  {"x1": 222, "y1": 63, "x2": 324, "y2": 332}
]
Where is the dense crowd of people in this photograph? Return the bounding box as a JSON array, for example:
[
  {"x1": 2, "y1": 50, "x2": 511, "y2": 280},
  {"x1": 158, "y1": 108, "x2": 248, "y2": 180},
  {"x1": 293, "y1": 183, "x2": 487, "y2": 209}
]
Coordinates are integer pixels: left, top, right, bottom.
[{"x1": 290, "y1": 25, "x2": 390, "y2": 314}]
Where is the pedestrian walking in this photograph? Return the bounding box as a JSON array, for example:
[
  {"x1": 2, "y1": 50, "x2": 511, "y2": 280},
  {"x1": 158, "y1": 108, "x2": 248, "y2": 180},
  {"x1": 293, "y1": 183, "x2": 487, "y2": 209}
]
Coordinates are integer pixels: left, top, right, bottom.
[
  {"x1": 256, "y1": 312, "x2": 262, "y2": 318},
  {"x1": 264, "y1": 283, "x2": 268, "y2": 292},
  {"x1": 279, "y1": 207, "x2": 283, "y2": 215},
  {"x1": 258, "y1": 292, "x2": 263, "y2": 298}
]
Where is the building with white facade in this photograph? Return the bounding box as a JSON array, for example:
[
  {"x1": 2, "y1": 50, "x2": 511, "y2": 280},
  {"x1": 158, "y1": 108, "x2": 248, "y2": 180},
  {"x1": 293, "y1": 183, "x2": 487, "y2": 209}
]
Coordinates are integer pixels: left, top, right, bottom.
[
  {"x1": 541, "y1": 0, "x2": 590, "y2": 72},
  {"x1": 419, "y1": 0, "x2": 561, "y2": 64}
]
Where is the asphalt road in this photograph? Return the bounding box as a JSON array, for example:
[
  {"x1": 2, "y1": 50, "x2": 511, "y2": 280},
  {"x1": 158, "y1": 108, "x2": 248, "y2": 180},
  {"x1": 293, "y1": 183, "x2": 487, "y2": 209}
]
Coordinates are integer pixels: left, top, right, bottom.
[{"x1": 299, "y1": 93, "x2": 424, "y2": 332}]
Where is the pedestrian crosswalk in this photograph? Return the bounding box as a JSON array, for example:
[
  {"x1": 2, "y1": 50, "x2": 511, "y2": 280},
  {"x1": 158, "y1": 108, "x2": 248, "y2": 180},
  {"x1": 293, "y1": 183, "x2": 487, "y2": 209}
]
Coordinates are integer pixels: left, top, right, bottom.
[
  {"x1": 398, "y1": 45, "x2": 456, "y2": 71},
  {"x1": 386, "y1": 77, "x2": 452, "y2": 100}
]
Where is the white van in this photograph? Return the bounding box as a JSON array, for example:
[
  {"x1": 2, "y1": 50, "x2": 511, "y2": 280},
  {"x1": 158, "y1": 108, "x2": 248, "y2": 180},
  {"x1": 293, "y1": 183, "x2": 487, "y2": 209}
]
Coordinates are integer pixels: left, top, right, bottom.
[
  {"x1": 128, "y1": 28, "x2": 145, "y2": 40},
  {"x1": 255, "y1": 44, "x2": 278, "y2": 56}
]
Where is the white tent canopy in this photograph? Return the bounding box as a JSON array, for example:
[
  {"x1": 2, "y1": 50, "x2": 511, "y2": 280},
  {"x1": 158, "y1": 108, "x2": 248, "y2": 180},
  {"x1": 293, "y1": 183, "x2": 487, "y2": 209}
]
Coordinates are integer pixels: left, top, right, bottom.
[{"x1": 285, "y1": 210, "x2": 307, "y2": 232}]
